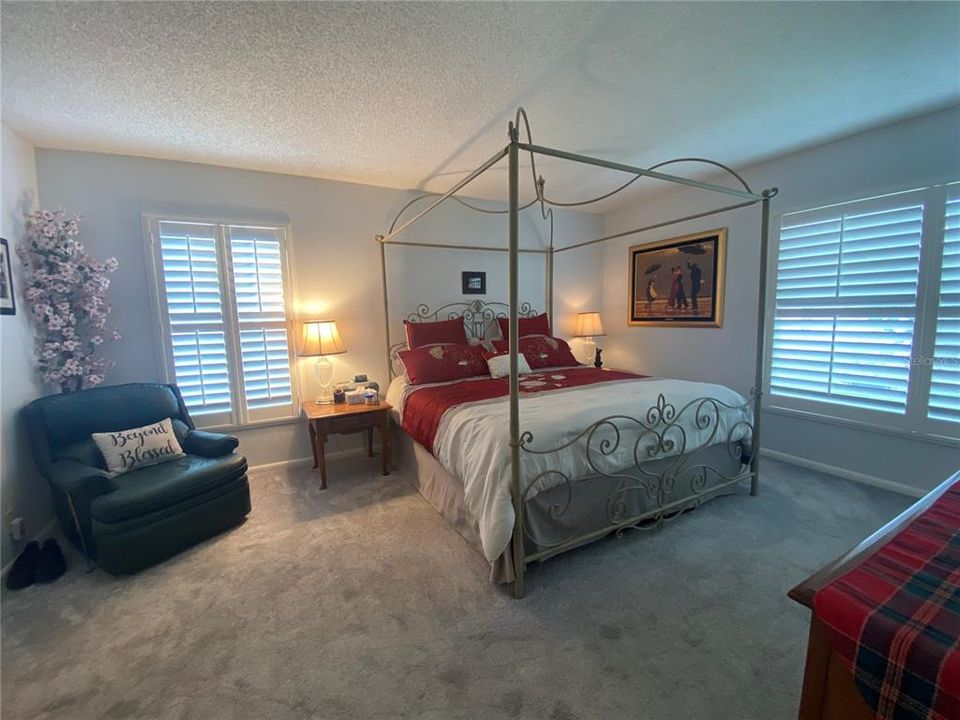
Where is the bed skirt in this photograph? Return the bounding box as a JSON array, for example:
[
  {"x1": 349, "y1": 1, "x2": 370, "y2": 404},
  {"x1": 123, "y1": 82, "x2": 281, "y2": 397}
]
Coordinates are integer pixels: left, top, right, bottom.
[{"x1": 393, "y1": 425, "x2": 746, "y2": 584}]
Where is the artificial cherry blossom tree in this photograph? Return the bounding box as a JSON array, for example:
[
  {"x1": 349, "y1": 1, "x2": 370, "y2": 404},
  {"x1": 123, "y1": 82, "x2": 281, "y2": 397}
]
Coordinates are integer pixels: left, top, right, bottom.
[{"x1": 18, "y1": 209, "x2": 121, "y2": 392}]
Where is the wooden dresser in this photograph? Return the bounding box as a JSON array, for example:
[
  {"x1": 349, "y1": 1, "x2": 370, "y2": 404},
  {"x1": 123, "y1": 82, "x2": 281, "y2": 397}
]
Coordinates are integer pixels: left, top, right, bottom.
[{"x1": 788, "y1": 471, "x2": 959, "y2": 719}]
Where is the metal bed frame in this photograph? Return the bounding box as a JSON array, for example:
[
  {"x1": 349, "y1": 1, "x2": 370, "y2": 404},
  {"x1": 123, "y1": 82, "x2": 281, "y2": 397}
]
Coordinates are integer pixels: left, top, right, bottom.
[{"x1": 377, "y1": 108, "x2": 778, "y2": 598}]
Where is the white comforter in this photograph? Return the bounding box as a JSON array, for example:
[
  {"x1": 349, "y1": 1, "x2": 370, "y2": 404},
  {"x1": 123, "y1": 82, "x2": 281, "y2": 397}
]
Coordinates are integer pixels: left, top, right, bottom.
[{"x1": 388, "y1": 373, "x2": 751, "y2": 563}]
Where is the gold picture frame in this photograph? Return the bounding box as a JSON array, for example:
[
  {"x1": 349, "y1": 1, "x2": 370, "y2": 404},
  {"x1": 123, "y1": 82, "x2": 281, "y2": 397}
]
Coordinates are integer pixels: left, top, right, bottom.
[{"x1": 628, "y1": 228, "x2": 727, "y2": 327}]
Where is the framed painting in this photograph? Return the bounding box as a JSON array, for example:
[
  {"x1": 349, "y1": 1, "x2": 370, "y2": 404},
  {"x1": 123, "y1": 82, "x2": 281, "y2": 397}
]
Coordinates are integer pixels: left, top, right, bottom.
[
  {"x1": 0, "y1": 238, "x2": 15, "y2": 316},
  {"x1": 628, "y1": 228, "x2": 726, "y2": 327}
]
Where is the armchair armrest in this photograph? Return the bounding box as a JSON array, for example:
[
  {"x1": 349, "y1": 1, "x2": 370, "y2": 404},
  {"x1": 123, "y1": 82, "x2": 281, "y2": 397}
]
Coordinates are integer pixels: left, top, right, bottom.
[
  {"x1": 183, "y1": 429, "x2": 239, "y2": 458},
  {"x1": 45, "y1": 460, "x2": 113, "y2": 496}
]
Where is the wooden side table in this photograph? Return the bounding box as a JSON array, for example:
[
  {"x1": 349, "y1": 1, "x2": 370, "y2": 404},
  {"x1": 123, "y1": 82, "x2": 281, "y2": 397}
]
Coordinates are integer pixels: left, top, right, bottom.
[{"x1": 300, "y1": 400, "x2": 392, "y2": 489}]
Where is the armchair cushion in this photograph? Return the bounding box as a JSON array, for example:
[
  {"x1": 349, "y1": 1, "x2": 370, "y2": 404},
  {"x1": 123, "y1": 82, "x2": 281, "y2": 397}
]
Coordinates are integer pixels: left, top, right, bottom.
[
  {"x1": 45, "y1": 460, "x2": 113, "y2": 496},
  {"x1": 56, "y1": 439, "x2": 107, "y2": 469},
  {"x1": 183, "y1": 430, "x2": 239, "y2": 458},
  {"x1": 91, "y1": 453, "x2": 248, "y2": 524}
]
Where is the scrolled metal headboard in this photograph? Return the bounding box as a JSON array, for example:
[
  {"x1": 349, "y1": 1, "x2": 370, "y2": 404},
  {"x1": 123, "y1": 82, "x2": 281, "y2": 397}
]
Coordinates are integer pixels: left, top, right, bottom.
[{"x1": 388, "y1": 299, "x2": 539, "y2": 376}]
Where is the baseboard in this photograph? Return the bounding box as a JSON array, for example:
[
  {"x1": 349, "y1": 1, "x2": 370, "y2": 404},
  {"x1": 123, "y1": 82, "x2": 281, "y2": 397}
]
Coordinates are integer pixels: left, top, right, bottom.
[
  {"x1": 248, "y1": 444, "x2": 382, "y2": 473},
  {"x1": 248, "y1": 456, "x2": 314, "y2": 472},
  {"x1": 1, "y1": 517, "x2": 59, "y2": 579},
  {"x1": 760, "y1": 448, "x2": 926, "y2": 499}
]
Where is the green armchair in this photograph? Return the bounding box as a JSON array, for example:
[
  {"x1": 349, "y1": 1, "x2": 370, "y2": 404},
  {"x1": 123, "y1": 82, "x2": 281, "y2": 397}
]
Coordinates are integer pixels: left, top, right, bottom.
[{"x1": 25, "y1": 382, "x2": 251, "y2": 574}]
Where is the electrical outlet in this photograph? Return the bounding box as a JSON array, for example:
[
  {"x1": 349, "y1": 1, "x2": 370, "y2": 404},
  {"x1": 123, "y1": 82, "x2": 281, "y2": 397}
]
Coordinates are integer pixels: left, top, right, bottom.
[{"x1": 5, "y1": 511, "x2": 24, "y2": 542}]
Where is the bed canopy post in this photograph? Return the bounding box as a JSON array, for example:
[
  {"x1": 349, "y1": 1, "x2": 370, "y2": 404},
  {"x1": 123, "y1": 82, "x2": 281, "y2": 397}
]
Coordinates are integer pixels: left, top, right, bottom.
[
  {"x1": 508, "y1": 125, "x2": 525, "y2": 600},
  {"x1": 378, "y1": 235, "x2": 392, "y2": 379},
  {"x1": 750, "y1": 189, "x2": 776, "y2": 495},
  {"x1": 546, "y1": 246, "x2": 554, "y2": 328}
]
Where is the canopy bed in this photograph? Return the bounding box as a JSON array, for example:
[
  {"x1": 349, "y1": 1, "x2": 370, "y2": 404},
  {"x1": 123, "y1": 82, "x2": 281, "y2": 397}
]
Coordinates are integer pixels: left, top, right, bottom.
[{"x1": 377, "y1": 108, "x2": 778, "y2": 598}]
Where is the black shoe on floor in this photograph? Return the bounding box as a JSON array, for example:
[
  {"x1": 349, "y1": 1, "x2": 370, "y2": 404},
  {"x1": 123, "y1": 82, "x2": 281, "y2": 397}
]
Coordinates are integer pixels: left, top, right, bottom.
[
  {"x1": 6, "y1": 541, "x2": 40, "y2": 590},
  {"x1": 35, "y1": 539, "x2": 67, "y2": 584}
]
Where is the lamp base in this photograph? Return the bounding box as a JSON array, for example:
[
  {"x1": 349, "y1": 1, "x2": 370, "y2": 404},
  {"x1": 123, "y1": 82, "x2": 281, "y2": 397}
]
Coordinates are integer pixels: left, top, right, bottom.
[
  {"x1": 314, "y1": 356, "x2": 334, "y2": 404},
  {"x1": 580, "y1": 337, "x2": 597, "y2": 365}
]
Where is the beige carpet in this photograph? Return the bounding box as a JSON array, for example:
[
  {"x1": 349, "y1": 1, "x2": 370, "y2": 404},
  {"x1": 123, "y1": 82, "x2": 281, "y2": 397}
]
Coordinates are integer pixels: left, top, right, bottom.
[{"x1": 1, "y1": 455, "x2": 911, "y2": 719}]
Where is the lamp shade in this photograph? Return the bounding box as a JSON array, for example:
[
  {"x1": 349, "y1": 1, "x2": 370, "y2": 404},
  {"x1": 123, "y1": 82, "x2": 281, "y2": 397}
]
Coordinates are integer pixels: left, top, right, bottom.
[
  {"x1": 298, "y1": 320, "x2": 346, "y2": 356},
  {"x1": 573, "y1": 312, "x2": 606, "y2": 338}
]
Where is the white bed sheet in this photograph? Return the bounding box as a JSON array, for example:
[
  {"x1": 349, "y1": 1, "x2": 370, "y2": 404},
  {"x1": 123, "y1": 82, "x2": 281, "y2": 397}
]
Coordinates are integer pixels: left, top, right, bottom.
[{"x1": 387, "y1": 373, "x2": 751, "y2": 563}]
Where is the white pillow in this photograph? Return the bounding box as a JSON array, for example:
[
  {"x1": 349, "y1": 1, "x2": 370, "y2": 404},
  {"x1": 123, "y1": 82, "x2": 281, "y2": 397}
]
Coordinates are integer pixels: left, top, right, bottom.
[
  {"x1": 486, "y1": 353, "x2": 532, "y2": 379},
  {"x1": 92, "y1": 418, "x2": 185, "y2": 475}
]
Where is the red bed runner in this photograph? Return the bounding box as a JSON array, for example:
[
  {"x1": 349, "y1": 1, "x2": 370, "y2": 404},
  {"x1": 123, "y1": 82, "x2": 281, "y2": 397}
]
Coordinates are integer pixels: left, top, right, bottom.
[
  {"x1": 401, "y1": 367, "x2": 645, "y2": 455},
  {"x1": 813, "y1": 479, "x2": 960, "y2": 720}
]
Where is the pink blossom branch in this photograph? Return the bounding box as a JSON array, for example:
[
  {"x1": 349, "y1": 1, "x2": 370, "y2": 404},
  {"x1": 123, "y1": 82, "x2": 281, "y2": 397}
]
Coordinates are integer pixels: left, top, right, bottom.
[{"x1": 18, "y1": 209, "x2": 120, "y2": 391}]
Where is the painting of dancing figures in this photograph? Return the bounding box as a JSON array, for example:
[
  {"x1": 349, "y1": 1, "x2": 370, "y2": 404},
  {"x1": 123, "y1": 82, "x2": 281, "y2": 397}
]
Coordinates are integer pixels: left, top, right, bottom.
[{"x1": 628, "y1": 228, "x2": 726, "y2": 327}]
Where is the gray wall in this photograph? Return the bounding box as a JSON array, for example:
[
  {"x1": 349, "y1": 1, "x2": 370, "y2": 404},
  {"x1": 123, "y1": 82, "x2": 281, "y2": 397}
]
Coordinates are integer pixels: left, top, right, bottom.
[
  {"x1": 600, "y1": 105, "x2": 960, "y2": 493},
  {"x1": 1, "y1": 125, "x2": 52, "y2": 566},
  {"x1": 33, "y1": 150, "x2": 603, "y2": 467}
]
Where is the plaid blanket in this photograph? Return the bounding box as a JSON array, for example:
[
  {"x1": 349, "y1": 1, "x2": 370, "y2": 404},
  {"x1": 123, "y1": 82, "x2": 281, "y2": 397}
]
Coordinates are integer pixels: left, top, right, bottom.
[{"x1": 813, "y1": 480, "x2": 960, "y2": 720}]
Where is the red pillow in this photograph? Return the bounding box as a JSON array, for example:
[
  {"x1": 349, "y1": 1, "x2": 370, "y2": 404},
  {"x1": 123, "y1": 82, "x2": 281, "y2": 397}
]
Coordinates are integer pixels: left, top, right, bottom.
[
  {"x1": 492, "y1": 336, "x2": 580, "y2": 369},
  {"x1": 398, "y1": 344, "x2": 488, "y2": 385},
  {"x1": 404, "y1": 317, "x2": 468, "y2": 349},
  {"x1": 496, "y1": 313, "x2": 550, "y2": 340}
]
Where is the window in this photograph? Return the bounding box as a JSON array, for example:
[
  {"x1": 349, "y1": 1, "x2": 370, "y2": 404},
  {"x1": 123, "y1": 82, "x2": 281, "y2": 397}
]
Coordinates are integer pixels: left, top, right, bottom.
[
  {"x1": 929, "y1": 196, "x2": 960, "y2": 423},
  {"x1": 768, "y1": 183, "x2": 959, "y2": 439},
  {"x1": 146, "y1": 218, "x2": 296, "y2": 427}
]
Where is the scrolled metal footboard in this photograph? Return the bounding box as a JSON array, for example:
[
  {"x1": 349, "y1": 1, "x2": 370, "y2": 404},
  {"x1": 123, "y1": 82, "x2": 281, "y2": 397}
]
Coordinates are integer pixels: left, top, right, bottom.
[{"x1": 514, "y1": 393, "x2": 754, "y2": 565}]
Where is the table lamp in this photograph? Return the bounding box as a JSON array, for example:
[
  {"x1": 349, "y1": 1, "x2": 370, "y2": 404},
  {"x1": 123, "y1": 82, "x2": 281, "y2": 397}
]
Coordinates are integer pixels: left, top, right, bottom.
[
  {"x1": 572, "y1": 311, "x2": 606, "y2": 367},
  {"x1": 298, "y1": 320, "x2": 346, "y2": 404}
]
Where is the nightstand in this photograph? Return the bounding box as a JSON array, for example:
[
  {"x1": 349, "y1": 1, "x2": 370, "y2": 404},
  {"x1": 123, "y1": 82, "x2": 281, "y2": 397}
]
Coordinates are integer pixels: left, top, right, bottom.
[{"x1": 300, "y1": 401, "x2": 392, "y2": 489}]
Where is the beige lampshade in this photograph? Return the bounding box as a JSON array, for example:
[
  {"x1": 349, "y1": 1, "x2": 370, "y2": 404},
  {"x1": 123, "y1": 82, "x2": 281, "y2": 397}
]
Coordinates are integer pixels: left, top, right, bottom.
[
  {"x1": 298, "y1": 320, "x2": 346, "y2": 356},
  {"x1": 573, "y1": 311, "x2": 606, "y2": 338}
]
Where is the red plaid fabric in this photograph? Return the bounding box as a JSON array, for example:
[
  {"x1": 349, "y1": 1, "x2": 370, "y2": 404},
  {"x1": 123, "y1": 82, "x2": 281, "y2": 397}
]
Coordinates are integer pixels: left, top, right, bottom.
[{"x1": 813, "y1": 480, "x2": 960, "y2": 720}]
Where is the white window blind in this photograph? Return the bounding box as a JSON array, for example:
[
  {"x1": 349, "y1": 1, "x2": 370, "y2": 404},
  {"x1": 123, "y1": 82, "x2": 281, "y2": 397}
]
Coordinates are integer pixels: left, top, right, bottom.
[
  {"x1": 158, "y1": 221, "x2": 232, "y2": 418},
  {"x1": 929, "y1": 197, "x2": 960, "y2": 423},
  {"x1": 150, "y1": 219, "x2": 296, "y2": 426},
  {"x1": 770, "y1": 197, "x2": 923, "y2": 414},
  {"x1": 228, "y1": 226, "x2": 293, "y2": 413}
]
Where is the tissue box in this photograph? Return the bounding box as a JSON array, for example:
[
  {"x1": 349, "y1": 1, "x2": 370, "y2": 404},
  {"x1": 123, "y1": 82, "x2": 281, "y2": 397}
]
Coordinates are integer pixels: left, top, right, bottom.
[{"x1": 345, "y1": 389, "x2": 367, "y2": 405}]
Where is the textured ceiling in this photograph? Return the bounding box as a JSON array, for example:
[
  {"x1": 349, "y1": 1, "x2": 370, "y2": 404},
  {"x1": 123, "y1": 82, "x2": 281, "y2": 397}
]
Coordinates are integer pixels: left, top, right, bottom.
[{"x1": 3, "y1": 1, "x2": 959, "y2": 212}]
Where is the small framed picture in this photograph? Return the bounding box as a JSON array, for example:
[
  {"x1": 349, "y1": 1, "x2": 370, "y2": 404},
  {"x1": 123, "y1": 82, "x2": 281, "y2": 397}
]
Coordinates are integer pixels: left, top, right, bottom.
[
  {"x1": 0, "y1": 238, "x2": 15, "y2": 316},
  {"x1": 461, "y1": 271, "x2": 486, "y2": 295}
]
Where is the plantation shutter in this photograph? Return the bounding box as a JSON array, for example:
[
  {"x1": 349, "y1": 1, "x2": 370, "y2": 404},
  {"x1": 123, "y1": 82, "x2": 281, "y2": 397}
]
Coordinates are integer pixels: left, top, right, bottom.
[
  {"x1": 157, "y1": 221, "x2": 232, "y2": 419},
  {"x1": 929, "y1": 196, "x2": 960, "y2": 423},
  {"x1": 227, "y1": 226, "x2": 294, "y2": 418},
  {"x1": 770, "y1": 194, "x2": 923, "y2": 414},
  {"x1": 151, "y1": 219, "x2": 296, "y2": 427}
]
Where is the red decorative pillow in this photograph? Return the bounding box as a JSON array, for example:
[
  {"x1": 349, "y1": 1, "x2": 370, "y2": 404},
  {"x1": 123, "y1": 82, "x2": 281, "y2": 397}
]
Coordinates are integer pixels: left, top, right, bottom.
[
  {"x1": 496, "y1": 313, "x2": 551, "y2": 340},
  {"x1": 398, "y1": 344, "x2": 488, "y2": 385},
  {"x1": 404, "y1": 317, "x2": 468, "y2": 349},
  {"x1": 492, "y1": 336, "x2": 580, "y2": 369}
]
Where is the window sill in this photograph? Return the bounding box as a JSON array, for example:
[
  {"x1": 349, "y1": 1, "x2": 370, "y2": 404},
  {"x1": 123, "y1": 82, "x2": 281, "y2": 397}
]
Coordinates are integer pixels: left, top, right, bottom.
[
  {"x1": 762, "y1": 404, "x2": 960, "y2": 449},
  {"x1": 196, "y1": 415, "x2": 301, "y2": 434}
]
